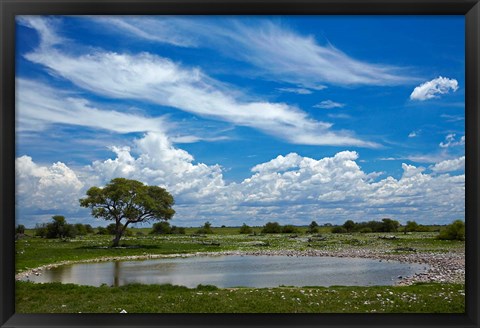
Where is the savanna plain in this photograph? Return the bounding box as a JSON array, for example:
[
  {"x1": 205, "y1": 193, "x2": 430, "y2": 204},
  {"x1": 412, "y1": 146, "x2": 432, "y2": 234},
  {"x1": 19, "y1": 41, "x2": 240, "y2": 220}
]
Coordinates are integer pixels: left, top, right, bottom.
[{"x1": 15, "y1": 224, "x2": 465, "y2": 313}]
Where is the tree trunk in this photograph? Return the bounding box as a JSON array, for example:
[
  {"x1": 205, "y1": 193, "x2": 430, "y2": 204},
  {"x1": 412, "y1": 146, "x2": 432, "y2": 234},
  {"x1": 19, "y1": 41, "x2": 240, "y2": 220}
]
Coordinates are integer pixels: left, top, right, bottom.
[
  {"x1": 112, "y1": 221, "x2": 130, "y2": 247},
  {"x1": 112, "y1": 233, "x2": 121, "y2": 247},
  {"x1": 112, "y1": 220, "x2": 122, "y2": 247}
]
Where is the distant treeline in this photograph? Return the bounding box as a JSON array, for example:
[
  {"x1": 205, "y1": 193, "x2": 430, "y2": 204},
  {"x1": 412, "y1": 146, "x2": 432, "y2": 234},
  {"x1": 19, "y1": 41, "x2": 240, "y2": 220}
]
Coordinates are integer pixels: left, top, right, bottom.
[
  {"x1": 18, "y1": 216, "x2": 464, "y2": 241},
  {"x1": 331, "y1": 218, "x2": 431, "y2": 234}
]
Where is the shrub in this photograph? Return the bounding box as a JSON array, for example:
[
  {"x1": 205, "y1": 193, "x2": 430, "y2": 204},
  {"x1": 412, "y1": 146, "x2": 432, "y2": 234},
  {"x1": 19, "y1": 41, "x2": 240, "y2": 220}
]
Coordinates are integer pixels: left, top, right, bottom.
[
  {"x1": 281, "y1": 225, "x2": 299, "y2": 233},
  {"x1": 239, "y1": 223, "x2": 253, "y2": 234},
  {"x1": 43, "y1": 216, "x2": 77, "y2": 239},
  {"x1": 331, "y1": 226, "x2": 347, "y2": 233},
  {"x1": 151, "y1": 221, "x2": 172, "y2": 234},
  {"x1": 342, "y1": 220, "x2": 355, "y2": 232},
  {"x1": 381, "y1": 218, "x2": 400, "y2": 232},
  {"x1": 261, "y1": 222, "x2": 282, "y2": 234},
  {"x1": 106, "y1": 223, "x2": 119, "y2": 235},
  {"x1": 35, "y1": 223, "x2": 48, "y2": 238},
  {"x1": 96, "y1": 226, "x2": 108, "y2": 235},
  {"x1": 437, "y1": 220, "x2": 465, "y2": 241},
  {"x1": 307, "y1": 221, "x2": 319, "y2": 234},
  {"x1": 74, "y1": 223, "x2": 88, "y2": 236},
  {"x1": 359, "y1": 227, "x2": 372, "y2": 233},
  {"x1": 16, "y1": 224, "x2": 26, "y2": 234},
  {"x1": 196, "y1": 221, "x2": 214, "y2": 234},
  {"x1": 84, "y1": 224, "x2": 94, "y2": 234},
  {"x1": 170, "y1": 226, "x2": 186, "y2": 234}
]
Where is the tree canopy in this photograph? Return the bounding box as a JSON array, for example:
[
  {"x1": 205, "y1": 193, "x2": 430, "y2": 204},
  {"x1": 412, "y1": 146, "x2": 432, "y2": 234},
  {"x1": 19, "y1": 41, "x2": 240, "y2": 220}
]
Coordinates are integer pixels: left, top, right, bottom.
[{"x1": 80, "y1": 178, "x2": 175, "y2": 246}]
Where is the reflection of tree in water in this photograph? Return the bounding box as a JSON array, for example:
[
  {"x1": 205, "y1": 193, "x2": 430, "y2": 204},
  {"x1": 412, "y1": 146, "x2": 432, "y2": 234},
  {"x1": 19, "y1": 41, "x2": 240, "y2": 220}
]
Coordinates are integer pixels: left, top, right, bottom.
[
  {"x1": 113, "y1": 261, "x2": 121, "y2": 287},
  {"x1": 49, "y1": 264, "x2": 73, "y2": 282}
]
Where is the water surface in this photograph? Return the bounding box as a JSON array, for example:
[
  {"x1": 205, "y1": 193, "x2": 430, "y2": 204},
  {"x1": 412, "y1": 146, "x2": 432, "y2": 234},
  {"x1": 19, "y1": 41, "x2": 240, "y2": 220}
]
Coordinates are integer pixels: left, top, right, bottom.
[{"x1": 23, "y1": 255, "x2": 428, "y2": 288}]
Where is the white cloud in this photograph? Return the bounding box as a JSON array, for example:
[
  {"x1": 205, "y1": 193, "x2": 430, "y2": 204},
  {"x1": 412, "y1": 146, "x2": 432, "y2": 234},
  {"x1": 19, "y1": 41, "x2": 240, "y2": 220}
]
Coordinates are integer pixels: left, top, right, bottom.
[
  {"x1": 277, "y1": 87, "x2": 313, "y2": 95},
  {"x1": 430, "y1": 156, "x2": 465, "y2": 173},
  {"x1": 439, "y1": 134, "x2": 465, "y2": 148},
  {"x1": 86, "y1": 132, "x2": 228, "y2": 203},
  {"x1": 170, "y1": 135, "x2": 230, "y2": 144},
  {"x1": 101, "y1": 16, "x2": 197, "y2": 47},
  {"x1": 410, "y1": 76, "x2": 459, "y2": 101},
  {"x1": 16, "y1": 144, "x2": 465, "y2": 226},
  {"x1": 440, "y1": 114, "x2": 464, "y2": 122},
  {"x1": 314, "y1": 100, "x2": 345, "y2": 109},
  {"x1": 16, "y1": 155, "x2": 84, "y2": 210},
  {"x1": 20, "y1": 17, "x2": 379, "y2": 148},
  {"x1": 408, "y1": 130, "x2": 420, "y2": 138},
  {"x1": 327, "y1": 113, "x2": 351, "y2": 119},
  {"x1": 82, "y1": 16, "x2": 416, "y2": 87},
  {"x1": 16, "y1": 78, "x2": 168, "y2": 134}
]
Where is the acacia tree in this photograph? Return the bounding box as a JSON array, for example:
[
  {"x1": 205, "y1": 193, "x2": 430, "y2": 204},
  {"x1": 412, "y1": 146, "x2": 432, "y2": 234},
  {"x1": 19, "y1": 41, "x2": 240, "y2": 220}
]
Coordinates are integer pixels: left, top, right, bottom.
[{"x1": 80, "y1": 178, "x2": 175, "y2": 247}]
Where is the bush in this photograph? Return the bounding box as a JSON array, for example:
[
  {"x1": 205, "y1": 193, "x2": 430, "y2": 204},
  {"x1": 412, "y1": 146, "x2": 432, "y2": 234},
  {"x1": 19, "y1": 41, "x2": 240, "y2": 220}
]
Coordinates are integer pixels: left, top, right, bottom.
[
  {"x1": 196, "y1": 221, "x2": 214, "y2": 234},
  {"x1": 239, "y1": 223, "x2": 253, "y2": 234},
  {"x1": 170, "y1": 226, "x2": 186, "y2": 234},
  {"x1": 359, "y1": 227, "x2": 372, "y2": 233},
  {"x1": 35, "y1": 223, "x2": 48, "y2": 238},
  {"x1": 261, "y1": 222, "x2": 282, "y2": 234},
  {"x1": 106, "y1": 223, "x2": 119, "y2": 235},
  {"x1": 331, "y1": 226, "x2": 347, "y2": 233},
  {"x1": 41, "y1": 216, "x2": 77, "y2": 239},
  {"x1": 96, "y1": 226, "x2": 108, "y2": 235},
  {"x1": 307, "y1": 221, "x2": 319, "y2": 234},
  {"x1": 16, "y1": 224, "x2": 26, "y2": 234},
  {"x1": 281, "y1": 225, "x2": 299, "y2": 233},
  {"x1": 343, "y1": 220, "x2": 355, "y2": 232},
  {"x1": 437, "y1": 220, "x2": 465, "y2": 241},
  {"x1": 151, "y1": 221, "x2": 172, "y2": 235},
  {"x1": 381, "y1": 218, "x2": 400, "y2": 232},
  {"x1": 84, "y1": 224, "x2": 94, "y2": 234},
  {"x1": 74, "y1": 223, "x2": 88, "y2": 236}
]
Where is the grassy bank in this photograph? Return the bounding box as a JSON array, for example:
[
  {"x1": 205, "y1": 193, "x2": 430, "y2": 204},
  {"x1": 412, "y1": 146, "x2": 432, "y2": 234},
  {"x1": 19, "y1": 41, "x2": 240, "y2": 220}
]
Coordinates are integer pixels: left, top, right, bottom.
[
  {"x1": 16, "y1": 281, "x2": 465, "y2": 313},
  {"x1": 15, "y1": 231, "x2": 465, "y2": 313},
  {"x1": 16, "y1": 231, "x2": 464, "y2": 273}
]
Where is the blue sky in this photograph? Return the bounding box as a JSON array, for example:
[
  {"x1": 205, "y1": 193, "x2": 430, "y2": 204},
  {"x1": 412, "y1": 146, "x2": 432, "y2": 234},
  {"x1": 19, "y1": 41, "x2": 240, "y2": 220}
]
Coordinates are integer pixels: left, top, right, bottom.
[{"x1": 15, "y1": 15, "x2": 465, "y2": 228}]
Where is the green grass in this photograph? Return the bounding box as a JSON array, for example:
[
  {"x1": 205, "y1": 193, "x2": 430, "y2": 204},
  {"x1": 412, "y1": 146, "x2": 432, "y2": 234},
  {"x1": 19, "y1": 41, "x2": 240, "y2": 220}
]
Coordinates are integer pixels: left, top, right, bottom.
[
  {"x1": 15, "y1": 231, "x2": 465, "y2": 313},
  {"x1": 15, "y1": 281, "x2": 464, "y2": 313},
  {"x1": 16, "y1": 231, "x2": 464, "y2": 273}
]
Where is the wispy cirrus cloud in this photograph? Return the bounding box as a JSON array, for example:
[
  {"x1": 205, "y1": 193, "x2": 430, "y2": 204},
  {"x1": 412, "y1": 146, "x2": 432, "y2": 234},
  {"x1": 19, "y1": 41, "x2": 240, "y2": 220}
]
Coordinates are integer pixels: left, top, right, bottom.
[
  {"x1": 19, "y1": 16, "x2": 380, "y2": 148},
  {"x1": 84, "y1": 16, "x2": 417, "y2": 88},
  {"x1": 314, "y1": 100, "x2": 345, "y2": 109},
  {"x1": 277, "y1": 87, "x2": 314, "y2": 95},
  {"x1": 16, "y1": 78, "x2": 168, "y2": 134}
]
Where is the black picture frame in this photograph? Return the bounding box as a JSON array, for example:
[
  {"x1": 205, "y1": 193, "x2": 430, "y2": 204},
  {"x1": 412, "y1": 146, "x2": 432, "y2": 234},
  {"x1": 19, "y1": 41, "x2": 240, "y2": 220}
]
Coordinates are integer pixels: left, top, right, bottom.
[{"x1": 1, "y1": 0, "x2": 479, "y2": 327}]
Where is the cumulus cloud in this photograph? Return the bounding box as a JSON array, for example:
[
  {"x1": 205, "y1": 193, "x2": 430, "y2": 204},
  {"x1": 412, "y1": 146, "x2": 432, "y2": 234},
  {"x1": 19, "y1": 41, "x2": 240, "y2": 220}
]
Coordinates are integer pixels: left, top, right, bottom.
[
  {"x1": 439, "y1": 134, "x2": 465, "y2": 148},
  {"x1": 16, "y1": 155, "x2": 84, "y2": 210},
  {"x1": 410, "y1": 76, "x2": 459, "y2": 101},
  {"x1": 430, "y1": 156, "x2": 465, "y2": 173},
  {"x1": 314, "y1": 100, "x2": 345, "y2": 109},
  {"x1": 19, "y1": 17, "x2": 379, "y2": 148},
  {"x1": 16, "y1": 144, "x2": 465, "y2": 226},
  {"x1": 86, "y1": 132, "x2": 228, "y2": 203}
]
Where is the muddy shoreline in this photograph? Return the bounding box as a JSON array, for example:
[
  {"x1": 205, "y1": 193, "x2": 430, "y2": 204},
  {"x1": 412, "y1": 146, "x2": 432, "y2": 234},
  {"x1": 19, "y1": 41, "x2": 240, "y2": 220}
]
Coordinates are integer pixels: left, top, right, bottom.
[{"x1": 15, "y1": 249, "x2": 464, "y2": 286}]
